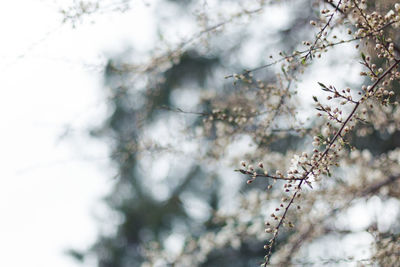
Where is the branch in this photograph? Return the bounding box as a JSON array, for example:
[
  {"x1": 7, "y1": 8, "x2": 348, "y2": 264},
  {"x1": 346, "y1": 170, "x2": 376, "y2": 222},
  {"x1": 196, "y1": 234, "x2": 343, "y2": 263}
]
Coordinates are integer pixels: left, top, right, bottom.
[
  {"x1": 263, "y1": 58, "x2": 400, "y2": 266},
  {"x1": 225, "y1": 10, "x2": 396, "y2": 79},
  {"x1": 304, "y1": 0, "x2": 344, "y2": 60},
  {"x1": 235, "y1": 169, "x2": 303, "y2": 181},
  {"x1": 279, "y1": 174, "x2": 400, "y2": 264}
]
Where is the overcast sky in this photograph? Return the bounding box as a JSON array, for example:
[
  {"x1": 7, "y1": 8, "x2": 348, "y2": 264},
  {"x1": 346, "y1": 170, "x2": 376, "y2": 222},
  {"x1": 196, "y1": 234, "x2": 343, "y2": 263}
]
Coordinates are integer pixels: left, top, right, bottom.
[{"x1": 0, "y1": 1, "x2": 157, "y2": 266}]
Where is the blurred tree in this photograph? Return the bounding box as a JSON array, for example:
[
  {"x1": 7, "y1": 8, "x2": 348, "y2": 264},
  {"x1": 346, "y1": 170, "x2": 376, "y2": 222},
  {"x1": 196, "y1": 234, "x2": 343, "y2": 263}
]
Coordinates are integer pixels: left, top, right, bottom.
[{"x1": 65, "y1": 0, "x2": 400, "y2": 266}]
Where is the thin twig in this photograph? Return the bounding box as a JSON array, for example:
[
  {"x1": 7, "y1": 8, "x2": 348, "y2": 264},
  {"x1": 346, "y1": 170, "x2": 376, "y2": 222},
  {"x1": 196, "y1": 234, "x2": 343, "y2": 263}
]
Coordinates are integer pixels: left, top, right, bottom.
[
  {"x1": 304, "y1": 0, "x2": 343, "y2": 60},
  {"x1": 225, "y1": 17, "x2": 395, "y2": 79},
  {"x1": 235, "y1": 169, "x2": 303, "y2": 181},
  {"x1": 263, "y1": 58, "x2": 400, "y2": 266}
]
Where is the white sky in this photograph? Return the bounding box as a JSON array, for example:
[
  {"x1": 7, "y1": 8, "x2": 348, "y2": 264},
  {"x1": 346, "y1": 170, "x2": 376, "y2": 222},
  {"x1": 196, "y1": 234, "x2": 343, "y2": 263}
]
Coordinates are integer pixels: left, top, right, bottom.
[{"x1": 0, "y1": 1, "x2": 156, "y2": 266}]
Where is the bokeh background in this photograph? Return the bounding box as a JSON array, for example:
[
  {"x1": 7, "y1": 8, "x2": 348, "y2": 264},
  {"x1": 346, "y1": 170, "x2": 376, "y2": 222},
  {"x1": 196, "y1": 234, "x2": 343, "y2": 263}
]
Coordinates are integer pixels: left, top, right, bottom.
[{"x1": 2, "y1": 1, "x2": 400, "y2": 266}]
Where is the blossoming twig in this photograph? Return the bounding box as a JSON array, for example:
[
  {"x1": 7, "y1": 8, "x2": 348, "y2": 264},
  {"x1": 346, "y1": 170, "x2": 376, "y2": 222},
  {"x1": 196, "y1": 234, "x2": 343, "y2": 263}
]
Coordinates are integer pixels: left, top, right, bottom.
[{"x1": 263, "y1": 58, "x2": 400, "y2": 266}]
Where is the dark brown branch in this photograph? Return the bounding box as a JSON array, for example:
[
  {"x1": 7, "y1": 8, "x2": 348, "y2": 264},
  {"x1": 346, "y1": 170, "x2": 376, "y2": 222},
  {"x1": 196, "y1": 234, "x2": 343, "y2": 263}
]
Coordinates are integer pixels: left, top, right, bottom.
[
  {"x1": 279, "y1": 174, "x2": 400, "y2": 265},
  {"x1": 263, "y1": 59, "x2": 400, "y2": 266},
  {"x1": 235, "y1": 169, "x2": 303, "y2": 181},
  {"x1": 304, "y1": 0, "x2": 344, "y2": 60},
  {"x1": 225, "y1": 14, "x2": 395, "y2": 79}
]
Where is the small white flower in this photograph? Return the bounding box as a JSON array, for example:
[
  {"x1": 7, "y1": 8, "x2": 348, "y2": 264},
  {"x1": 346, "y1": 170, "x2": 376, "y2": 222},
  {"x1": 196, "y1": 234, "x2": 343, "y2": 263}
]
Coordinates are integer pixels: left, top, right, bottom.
[
  {"x1": 385, "y1": 10, "x2": 395, "y2": 19},
  {"x1": 322, "y1": 127, "x2": 330, "y2": 137}
]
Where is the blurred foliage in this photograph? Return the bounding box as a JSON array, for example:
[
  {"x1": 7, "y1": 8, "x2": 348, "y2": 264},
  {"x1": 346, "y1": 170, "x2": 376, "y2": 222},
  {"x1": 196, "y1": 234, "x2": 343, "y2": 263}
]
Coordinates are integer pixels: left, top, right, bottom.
[
  {"x1": 90, "y1": 53, "x2": 220, "y2": 267},
  {"x1": 68, "y1": 0, "x2": 400, "y2": 266},
  {"x1": 67, "y1": 1, "x2": 315, "y2": 266}
]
